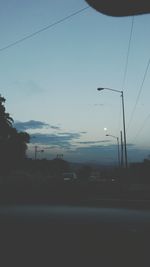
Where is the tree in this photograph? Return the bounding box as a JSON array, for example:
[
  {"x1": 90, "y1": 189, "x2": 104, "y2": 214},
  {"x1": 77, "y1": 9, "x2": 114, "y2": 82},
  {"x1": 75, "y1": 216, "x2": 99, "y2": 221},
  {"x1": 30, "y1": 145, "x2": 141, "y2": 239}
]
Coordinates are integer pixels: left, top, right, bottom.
[
  {"x1": 6, "y1": 128, "x2": 30, "y2": 165},
  {"x1": 0, "y1": 95, "x2": 30, "y2": 172},
  {"x1": 0, "y1": 95, "x2": 13, "y2": 140}
]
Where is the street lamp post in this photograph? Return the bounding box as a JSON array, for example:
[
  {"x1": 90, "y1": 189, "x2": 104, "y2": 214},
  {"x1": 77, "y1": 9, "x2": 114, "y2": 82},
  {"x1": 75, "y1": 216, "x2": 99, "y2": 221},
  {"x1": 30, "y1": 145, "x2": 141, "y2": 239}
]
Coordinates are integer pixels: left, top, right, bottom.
[
  {"x1": 106, "y1": 134, "x2": 120, "y2": 167},
  {"x1": 97, "y1": 87, "x2": 128, "y2": 168},
  {"x1": 120, "y1": 130, "x2": 124, "y2": 167}
]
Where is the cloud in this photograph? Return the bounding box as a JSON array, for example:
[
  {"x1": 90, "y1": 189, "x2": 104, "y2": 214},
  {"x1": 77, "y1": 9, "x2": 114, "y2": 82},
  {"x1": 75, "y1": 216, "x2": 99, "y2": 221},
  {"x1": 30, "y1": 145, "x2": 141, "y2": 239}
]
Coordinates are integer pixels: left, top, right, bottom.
[
  {"x1": 14, "y1": 120, "x2": 60, "y2": 131},
  {"x1": 14, "y1": 120, "x2": 49, "y2": 131},
  {"x1": 77, "y1": 140, "x2": 110, "y2": 144},
  {"x1": 57, "y1": 132, "x2": 81, "y2": 138},
  {"x1": 50, "y1": 126, "x2": 60, "y2": 130},
  {"x1": 80, "y1": 131, "x2": 87, "y2": 134},
  {"x1": 30, "y1": 132, "x2": 81, "y2": 149}
]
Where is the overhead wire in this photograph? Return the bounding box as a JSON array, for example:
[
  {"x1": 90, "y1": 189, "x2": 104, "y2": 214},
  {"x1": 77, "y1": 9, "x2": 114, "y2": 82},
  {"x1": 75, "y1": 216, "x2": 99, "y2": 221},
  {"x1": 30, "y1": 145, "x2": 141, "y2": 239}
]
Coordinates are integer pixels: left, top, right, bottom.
[
  {"x1": 126, "y1": 57, "x2": 150, "y2": 133},
  {"x1": 115, "y1": 95, "x2": 122, "y2": 135},
  {"x1": 130, "y1": 112, "x2": 150, "y2": 143},
  {"x1": 122, "y1": 16, "x2": 134, "y2": 91},
  {"x1": 116, "y1": 16, "x2": 134, "y2": 136},
  {"x1": 0, "y1": 6, "x2": 90, "y2": 52}
]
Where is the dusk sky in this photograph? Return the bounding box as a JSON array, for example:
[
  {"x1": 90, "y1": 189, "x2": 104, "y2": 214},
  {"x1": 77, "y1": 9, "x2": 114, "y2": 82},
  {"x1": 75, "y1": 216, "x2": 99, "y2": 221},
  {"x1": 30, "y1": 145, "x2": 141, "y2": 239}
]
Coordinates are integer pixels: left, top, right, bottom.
[{"x1": 1, "y1": 0, "x2": 150, "y2": 164}]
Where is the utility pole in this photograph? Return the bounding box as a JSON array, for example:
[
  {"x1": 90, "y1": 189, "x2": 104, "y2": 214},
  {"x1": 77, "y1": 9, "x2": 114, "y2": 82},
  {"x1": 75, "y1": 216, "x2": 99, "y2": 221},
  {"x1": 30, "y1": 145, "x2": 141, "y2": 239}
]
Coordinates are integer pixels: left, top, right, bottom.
[
  {"x1": 120, "y1": 131, "x2": 124, "y2": 167},
  {"x1": 116, "y1": 137, "x2": 120, "y2": 167},
  {"x1": 35, "y1": 146, "x2": 37, "y2": 160},
  {"x1": 121, "y1": 91, "x2": 128, "y2": 168}
]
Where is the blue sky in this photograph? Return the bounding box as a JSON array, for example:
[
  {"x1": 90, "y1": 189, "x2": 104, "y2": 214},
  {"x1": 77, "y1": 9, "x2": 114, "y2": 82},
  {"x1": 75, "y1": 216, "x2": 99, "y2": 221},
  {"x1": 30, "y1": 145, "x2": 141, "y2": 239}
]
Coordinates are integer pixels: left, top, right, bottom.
[{"x1": 1, "y1": 0, "x2": 150, "y2": 164}]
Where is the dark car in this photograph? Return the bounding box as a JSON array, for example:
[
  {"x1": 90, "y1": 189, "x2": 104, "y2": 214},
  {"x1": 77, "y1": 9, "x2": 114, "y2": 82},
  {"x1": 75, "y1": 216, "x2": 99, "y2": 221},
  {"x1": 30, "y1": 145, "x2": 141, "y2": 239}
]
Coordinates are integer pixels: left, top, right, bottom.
[{"x1": 63, "y1": 172, "x2": 78, "y2": 182}]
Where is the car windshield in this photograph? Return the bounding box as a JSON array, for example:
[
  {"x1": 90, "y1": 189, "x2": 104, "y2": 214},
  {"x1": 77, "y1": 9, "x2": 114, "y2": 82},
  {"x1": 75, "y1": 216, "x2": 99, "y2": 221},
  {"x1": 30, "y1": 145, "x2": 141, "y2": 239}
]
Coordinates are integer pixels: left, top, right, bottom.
[{"x1": 0, "y1": 0, "x2": 150, "y2": 207}]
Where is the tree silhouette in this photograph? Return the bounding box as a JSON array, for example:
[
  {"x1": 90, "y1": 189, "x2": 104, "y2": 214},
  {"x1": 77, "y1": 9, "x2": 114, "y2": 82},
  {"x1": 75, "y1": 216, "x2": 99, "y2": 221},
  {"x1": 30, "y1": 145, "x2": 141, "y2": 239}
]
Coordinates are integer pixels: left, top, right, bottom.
[
  {"x1": 0, "y1": 95, "x2": 30, "y2": 172},
  {"x1": 0, "y1": 95, "x2": 13, "y2": 140}
]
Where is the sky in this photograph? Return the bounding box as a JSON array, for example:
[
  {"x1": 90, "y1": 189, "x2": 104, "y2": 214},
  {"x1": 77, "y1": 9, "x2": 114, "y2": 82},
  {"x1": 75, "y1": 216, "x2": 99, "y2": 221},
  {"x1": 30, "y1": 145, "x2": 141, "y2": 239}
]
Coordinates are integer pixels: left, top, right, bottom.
[{"x1": 1, "y1": 0, "x2": 150, "y2": 164}]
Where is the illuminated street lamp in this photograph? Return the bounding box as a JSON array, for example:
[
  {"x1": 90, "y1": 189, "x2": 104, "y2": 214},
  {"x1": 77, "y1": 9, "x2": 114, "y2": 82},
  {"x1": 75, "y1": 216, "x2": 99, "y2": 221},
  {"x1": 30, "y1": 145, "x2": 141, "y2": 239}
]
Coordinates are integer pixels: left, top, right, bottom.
[{"x1": 97, "y1": 87, "x2": 128, "y2": 168}]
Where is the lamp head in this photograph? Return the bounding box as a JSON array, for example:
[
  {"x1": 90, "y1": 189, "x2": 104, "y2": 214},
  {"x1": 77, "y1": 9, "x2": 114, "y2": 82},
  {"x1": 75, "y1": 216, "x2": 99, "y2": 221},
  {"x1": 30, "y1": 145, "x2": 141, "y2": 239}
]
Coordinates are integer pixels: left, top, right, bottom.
[{"x1": 97, "y1": 88, "x2": 104, "y2": 91}]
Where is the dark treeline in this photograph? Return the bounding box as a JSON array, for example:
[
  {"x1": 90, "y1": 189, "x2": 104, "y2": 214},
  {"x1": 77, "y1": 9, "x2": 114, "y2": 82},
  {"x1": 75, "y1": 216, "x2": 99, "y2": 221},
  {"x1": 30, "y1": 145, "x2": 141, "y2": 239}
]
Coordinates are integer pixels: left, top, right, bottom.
[{"x1": 0, "y1": 95, "x2": 30, "y2": 173}]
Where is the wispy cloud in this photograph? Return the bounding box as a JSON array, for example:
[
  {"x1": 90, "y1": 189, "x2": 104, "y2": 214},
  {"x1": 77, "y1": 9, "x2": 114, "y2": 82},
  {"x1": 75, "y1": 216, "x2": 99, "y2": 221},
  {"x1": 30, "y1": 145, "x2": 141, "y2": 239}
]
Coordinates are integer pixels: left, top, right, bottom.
[
  {"x1": 30, "y1": 132, "x2": 81, "y2": 149},
  {"x1": 77, "y1": 140, "x2": 110, "y2": 144},
  {"x1": 14, "y1": 120, "x2": 60, "y2": 131},
  {"x1": 80, "y1": 131, "x2": 87, "y2": 134},
  {"x1": 57, "y1": 132, "x2": 81, "y2": 138},
  {"x1": 50, "y1": 125, "x2": 60, "y2": 130}
]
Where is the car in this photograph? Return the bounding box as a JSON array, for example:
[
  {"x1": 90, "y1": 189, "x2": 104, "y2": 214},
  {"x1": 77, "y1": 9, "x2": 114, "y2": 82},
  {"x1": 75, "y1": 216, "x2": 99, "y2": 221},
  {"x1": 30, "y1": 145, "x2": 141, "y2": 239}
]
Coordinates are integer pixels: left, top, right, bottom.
[
  {"x1": 85, "y1": 0, "x2": 150, "y2": 17},
  {"x1": 62, "y1": 172, "x2": 78, "y2": 182}
]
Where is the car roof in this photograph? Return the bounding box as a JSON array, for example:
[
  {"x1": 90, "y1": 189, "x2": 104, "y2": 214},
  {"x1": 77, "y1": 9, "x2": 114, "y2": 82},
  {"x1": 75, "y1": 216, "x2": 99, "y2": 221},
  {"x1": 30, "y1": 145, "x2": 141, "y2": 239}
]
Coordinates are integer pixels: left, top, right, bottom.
[{"x1": 85, "y1": 0, "x2": 150, "y2": 16}]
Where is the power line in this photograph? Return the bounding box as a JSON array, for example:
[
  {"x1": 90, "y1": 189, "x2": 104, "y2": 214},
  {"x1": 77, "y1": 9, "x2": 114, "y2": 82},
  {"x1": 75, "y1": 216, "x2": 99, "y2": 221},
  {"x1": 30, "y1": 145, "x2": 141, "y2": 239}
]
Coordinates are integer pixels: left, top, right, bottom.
[
  {"x1": 122, "y1": 16, "x2": 134, "y2": 91},
  {"x1": 0, "y1": 6, "x2": 90, "y2": 52},
  {"x1": 130, "y1": 113, "x2": 150, "y2": 143},
  {"x1": 97, "y1": 17, "x2": 134, "y2": 140},
  {"x1": 115, "y1": 17, "x2": 134, "y2": 138},
  {"x1": 115, "y1": 95, "x2": 122, "y2": 135},
  {"x1": 127, "y1": 57, "x2": 150, "y2": 132}
]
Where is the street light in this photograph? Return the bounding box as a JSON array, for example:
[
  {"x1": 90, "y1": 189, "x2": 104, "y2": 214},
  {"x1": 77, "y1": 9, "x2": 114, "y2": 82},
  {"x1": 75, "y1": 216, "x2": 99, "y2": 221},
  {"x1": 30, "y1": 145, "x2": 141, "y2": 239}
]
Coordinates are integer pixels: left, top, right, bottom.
[
  {"x1": 106, "y1": 134, "x2": 120, "y2": 167},
  {"x1": 97, "y1": 87, "x2": 128, "y2": 168}
]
